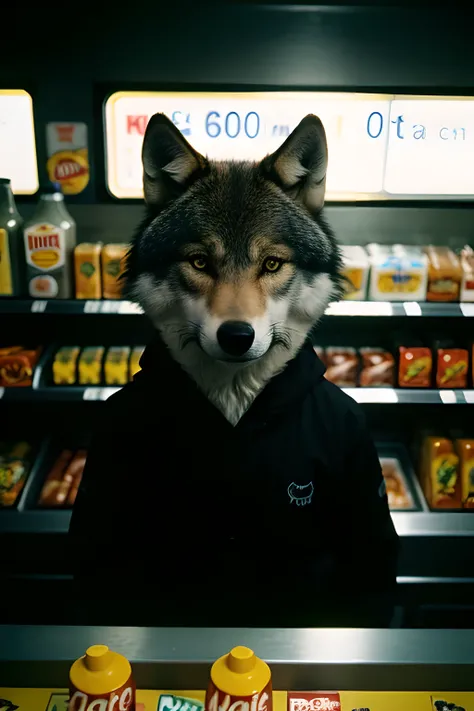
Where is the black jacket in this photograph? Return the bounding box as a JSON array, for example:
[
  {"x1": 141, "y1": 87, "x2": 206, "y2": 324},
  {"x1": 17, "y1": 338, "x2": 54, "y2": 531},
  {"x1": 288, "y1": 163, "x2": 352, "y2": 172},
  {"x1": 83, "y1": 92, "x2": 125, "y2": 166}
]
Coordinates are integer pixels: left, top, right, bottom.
[{"x1": 69, "y1": 339, "x2": 398, "y2": 627}]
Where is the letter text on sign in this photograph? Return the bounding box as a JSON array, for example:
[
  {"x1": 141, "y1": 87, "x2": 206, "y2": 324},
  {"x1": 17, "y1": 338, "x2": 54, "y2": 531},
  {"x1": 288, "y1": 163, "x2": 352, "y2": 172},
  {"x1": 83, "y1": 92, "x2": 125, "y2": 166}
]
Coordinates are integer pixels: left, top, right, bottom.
[{"x1": 106, "y1": 91, "x2": 474, "y2": 199}]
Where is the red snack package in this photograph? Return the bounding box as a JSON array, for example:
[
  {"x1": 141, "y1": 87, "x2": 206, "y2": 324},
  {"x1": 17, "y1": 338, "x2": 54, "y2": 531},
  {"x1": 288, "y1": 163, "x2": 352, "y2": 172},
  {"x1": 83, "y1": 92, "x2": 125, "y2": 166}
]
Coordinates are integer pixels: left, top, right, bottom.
[
  {"x1": 398, "y1": 346, "x2": 432, "y2": 387},
  {"x1": 359, "y1": 348, "x2": 395, "y2": 387},
  {"x1": 324, "y1": 347, "x2": 358, "y2": 387},
  {"x1": 0, "y1": 346, "x2": 41, "y2": 387},
  {"x1": 436, "y1": 348, "x2": 469, "y2": 388}
]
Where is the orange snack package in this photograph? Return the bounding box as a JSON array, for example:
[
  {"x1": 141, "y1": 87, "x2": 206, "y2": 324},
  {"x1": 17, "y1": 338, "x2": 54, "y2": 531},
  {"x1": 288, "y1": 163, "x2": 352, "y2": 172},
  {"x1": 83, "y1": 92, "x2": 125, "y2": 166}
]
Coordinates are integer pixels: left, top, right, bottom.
[
  {"x1": 0, "y1": 346, "x2": 41, "y2": 387},
  {"x1": 398, "y1": 346, "x2": 432, "y2": 388},
  {"x1": 425, "y1": 246, "x2": 462, "y2": 302},
  {"x1": 436, "y1": 348, "x2": 468, "y2": 388},
  {"x1": 455, "y1": 439, "x2": 474, "y2": 509},
  {"x1": 419, "y1": 436, "x2": 461, "y2": 509}
]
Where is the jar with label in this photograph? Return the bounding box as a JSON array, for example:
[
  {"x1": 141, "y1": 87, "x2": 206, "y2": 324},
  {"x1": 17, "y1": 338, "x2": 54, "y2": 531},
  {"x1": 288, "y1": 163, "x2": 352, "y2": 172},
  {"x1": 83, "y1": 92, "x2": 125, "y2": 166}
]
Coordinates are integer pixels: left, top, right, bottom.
[
  {"x1": 0, "y1": 177, "x2": 24, "y2": 296},
  {"x1": 69, "y1": 644, "x2": 136, "y2": 711},
  {"x1": 23, "y1": 183, "x2": 76, "y2": 298},
  {"x1": 205, "y1": 646, "x2": 272, "y2": 711}
]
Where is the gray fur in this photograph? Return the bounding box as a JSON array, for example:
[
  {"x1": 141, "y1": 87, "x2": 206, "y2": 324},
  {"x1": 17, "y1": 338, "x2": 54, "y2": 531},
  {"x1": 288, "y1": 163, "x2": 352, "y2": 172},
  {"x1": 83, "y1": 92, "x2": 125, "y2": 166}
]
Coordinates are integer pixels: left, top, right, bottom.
[{"x1": 126, "y1": 114, "x2": 343, "y2": 424}]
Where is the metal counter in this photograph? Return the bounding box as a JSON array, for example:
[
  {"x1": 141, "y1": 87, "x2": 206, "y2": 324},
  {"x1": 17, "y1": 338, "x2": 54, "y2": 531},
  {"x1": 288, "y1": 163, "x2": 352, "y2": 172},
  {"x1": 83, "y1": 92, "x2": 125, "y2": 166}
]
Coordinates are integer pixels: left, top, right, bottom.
[{"x1": 0, "y1": 626, "x2": 473, "y2": 690}]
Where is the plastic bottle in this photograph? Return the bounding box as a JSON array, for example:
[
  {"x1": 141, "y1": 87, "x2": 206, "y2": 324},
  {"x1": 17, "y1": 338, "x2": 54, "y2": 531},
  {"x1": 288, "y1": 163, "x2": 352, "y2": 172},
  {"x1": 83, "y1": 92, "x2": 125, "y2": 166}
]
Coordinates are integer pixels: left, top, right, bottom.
[
  {"x1": 205, "y1": 646, "x2": 272, "y2": 711},
  {"x1": 0, "y1": 177, "x2": 24, "y2": 295},
  {"x1": 69, "y1": 644, "x2": 136, "y2": 711},
  {"x1": 23, "y1": 182, "x2": 76, "y2": 298}
]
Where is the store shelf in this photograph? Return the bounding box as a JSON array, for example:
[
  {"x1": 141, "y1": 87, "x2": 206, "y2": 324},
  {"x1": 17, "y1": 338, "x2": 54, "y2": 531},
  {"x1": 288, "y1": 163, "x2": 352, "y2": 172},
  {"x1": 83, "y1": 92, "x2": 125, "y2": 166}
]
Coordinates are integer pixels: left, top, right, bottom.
[
  {"x1": 2, "y1": 386, "x2": 473, "y2": 404},
  {"x1": 0, "y1": 509, "x2": 71, "y2": 534},
  {"x1": 392, "y1": 512, "x2": 474, "y2": 536},
  {"x1": 343, "y1": 388, "x2": 474, "y2": 404},
  {"x1": 2, "y1": 509, "x2": 474, "y2": 536},
  {"x1": 1, "y1": 298, "x2": 474, "y2": 317},
  {"x1": 326, "y1": 301, "x2": 474, "y2": 317},
  {"x1": 0, "y1": 386, "x2": 121, "y2": 402},
  {"x1": 0, "y1": 298, "x2": 143, "y2": 315}
]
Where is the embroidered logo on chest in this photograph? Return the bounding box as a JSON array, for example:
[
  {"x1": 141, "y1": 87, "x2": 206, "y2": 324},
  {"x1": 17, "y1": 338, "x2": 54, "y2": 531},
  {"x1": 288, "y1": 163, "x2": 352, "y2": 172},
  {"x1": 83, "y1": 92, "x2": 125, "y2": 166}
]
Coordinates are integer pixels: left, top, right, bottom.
[{"x1": 288, "y1": 481, "x2": 314, "y2": 506}]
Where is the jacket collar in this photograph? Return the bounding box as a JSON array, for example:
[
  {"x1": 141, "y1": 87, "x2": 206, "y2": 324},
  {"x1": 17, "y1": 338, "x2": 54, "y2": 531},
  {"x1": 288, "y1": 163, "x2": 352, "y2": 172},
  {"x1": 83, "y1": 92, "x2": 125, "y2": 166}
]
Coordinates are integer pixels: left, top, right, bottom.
[{"x1": 139, "y1": 336, "x2": 326, "y2": 428}]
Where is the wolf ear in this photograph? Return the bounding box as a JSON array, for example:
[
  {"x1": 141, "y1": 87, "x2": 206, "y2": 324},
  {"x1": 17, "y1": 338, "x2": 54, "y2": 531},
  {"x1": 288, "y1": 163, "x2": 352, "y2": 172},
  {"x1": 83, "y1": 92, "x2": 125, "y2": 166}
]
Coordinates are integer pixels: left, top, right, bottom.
[
  {"x1": 261, "y1": 114, "x2": 328, "y2": 213},
  {"x1": 142, "y1": 113, "x2": 208, "y2": 208}
]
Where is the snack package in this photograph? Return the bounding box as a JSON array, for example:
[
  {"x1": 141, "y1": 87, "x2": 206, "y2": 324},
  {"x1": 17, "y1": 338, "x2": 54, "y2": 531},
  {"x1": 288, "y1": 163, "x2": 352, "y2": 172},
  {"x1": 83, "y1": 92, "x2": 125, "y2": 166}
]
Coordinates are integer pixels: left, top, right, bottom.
[
  {"x1": 359, "y1": 348, "x2": 395, "y2": 387},
  {"x1": 398, "y1": 346, "x2": 432, "y2": 387},
  {"x1": 460, "y1": 245, "x2": 474, "y2": 302},
  {"x1": 0, "y1": 441, "x2": 32, "y2": 507},
  {"x1": 78, "y1": 346, "x2": 105, "y2": 385},
  {"x1": 379, "y1": 457, "x2": 415, "y2": 509},
  {"x1": 340, "y1": 245, "x2": 369, "y2": 300},
  {"x1": 324, "y1": 347, "x2": 358, "y2": 387},
  {"x1": 436, "y1": 347, "x2": 469, "y2": 388},
  {"x1": 53, "y1": 346, "x2": 80, "y2": 385},
  {"x1": 75, "y1": 242, "x2": 102, "y2": 299},
  {"x1": 419, "y1": 436, "x2": 461, "y2": 509},
  {"x1": 425, "y1": 246, "x2": 462, "y2": 302},
  {"x1": 102, "y1": 243, "x2": 128, "y2": 299},
  {"x1": 0, "y1": 346, "x2": 41, "y2": 387},
  {"x1": 367, "y1": 244, "x2": 428, "y2": 301},
  {"x1": 455, "y1": 439, "x2": 474, "y2": 509},
  {"x1": 38, "y1": 448, "x2": 87, "y2": 507},
  {"x1": 104, "y1": 346, "x2": 131, "y2": 385},
  {"x1": 129, "y1": 345, "x2": 145, "y2": 381}
]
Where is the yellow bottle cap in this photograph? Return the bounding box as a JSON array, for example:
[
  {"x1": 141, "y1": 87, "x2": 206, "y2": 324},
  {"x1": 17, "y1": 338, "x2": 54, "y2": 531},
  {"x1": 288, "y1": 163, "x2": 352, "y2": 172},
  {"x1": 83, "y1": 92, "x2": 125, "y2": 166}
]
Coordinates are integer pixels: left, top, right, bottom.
[
  {"x1": 210, "y1": 646, "x2": 271, "y2": 696},
  {"x1": 85, "y1": 645, "x2": 113, "y2": 672},
  {"x1": 70, "y1": 644, "x2": 132, "y2": 695},
  {"x1": 227, "y1": 646, "x2": 256, "y2": 674}
]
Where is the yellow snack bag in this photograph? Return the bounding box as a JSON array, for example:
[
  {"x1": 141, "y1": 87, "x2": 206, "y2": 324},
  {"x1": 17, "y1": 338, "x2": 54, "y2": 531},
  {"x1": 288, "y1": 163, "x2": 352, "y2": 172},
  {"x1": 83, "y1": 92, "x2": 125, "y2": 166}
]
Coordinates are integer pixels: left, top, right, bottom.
[
  {"x1": 102, "y1": 243, "x2": 128, "y2": 299},
  {"x1": 104, "y1": 346, "x2": 131, "y2": 385},
  {"x1": 53, "y1": 346, "x2": 80, "y2": 385},
  {"x1": 75, "y1": 243, "x2": 102, "y2": 299},
  {"x1": 78, "y1": 346, "x2": 105, "y2": 385}
]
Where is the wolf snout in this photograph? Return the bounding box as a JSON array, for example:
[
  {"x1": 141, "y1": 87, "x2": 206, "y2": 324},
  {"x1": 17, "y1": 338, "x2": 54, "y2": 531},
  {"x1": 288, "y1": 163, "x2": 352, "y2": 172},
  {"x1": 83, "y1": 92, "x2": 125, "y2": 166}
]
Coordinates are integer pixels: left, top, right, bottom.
[{"x1": 217, "y1": 321, "x2": 255, "y2": 357}]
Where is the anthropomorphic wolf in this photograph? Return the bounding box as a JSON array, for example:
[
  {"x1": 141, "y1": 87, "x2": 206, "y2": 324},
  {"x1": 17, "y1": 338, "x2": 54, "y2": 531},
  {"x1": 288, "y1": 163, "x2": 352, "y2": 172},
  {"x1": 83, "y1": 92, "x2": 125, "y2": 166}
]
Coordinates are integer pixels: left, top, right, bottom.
[{"x1": 70, "y1": 114, "x2": 398, "y2": 627}]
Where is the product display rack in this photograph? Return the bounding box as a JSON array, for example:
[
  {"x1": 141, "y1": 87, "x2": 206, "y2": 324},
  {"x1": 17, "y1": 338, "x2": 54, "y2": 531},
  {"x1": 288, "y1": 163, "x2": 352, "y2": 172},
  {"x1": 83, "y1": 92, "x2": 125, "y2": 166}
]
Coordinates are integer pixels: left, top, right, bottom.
[
  {"x1": 1, "y1": 296, "x2": 474, "y2": 592},
  {"x1": 1, "y1": 298, "x2": 474, "y2": 317},
  {"x1": 1, "y1": 385, "x2": 473, "y2": 404}
]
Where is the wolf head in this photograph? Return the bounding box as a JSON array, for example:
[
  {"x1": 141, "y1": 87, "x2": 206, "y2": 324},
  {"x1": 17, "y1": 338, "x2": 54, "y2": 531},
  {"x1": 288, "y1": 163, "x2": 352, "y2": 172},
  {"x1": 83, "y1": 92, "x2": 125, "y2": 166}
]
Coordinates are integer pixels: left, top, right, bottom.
[{"x1": 126, "y1": 113, "x2": 342, "y2": 366}]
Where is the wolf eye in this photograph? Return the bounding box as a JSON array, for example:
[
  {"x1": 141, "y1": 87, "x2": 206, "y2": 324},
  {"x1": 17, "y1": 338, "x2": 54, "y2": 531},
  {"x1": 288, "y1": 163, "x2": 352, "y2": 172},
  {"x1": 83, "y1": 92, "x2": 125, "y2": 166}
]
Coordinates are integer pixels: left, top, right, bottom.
[
  {"x1": 190, "y1": 256, "x2": 208, "y2": 271},
  {"x1": 263, "y1": 257, "x2": 283, "y2": 273}
]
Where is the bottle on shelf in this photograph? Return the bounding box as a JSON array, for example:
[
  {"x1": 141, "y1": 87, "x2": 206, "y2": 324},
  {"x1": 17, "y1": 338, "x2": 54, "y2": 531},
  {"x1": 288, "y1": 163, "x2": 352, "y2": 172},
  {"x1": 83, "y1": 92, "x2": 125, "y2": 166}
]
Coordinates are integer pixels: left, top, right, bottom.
[
  {"x1": 23, "y1": 182, "x2": 76, "y2": 298},
  {"x1": 0, "y1": 177, "x2": 24, "y2": 296},
  {"x1": 205, "y1": 646, "x2": 272, "y2": 711},
  {"x1": 69, "y1": 643, "x2": 136, "y2": 711}
]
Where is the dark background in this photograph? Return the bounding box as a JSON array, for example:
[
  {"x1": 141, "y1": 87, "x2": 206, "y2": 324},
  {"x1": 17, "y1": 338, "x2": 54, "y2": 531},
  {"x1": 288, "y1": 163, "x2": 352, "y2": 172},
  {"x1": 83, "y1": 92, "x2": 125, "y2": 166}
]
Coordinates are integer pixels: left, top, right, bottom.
[{"x1": 2, "y1": 2, "x2": 474, "y2": 247}]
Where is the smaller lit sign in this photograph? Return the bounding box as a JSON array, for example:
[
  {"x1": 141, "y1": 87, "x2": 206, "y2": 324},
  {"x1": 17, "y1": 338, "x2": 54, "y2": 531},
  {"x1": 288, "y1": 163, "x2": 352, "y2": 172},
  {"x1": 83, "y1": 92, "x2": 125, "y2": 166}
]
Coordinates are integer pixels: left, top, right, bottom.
[{"x1": 0, "y1": 90, "x2": 38, "y2": 194}]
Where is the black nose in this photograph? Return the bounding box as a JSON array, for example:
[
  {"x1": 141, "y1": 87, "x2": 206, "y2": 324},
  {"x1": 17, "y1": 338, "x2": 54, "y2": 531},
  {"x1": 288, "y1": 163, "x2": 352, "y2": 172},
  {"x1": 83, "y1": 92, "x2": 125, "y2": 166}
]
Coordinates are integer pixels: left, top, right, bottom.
[{"x1": 217, "y1": 321, "x2": 255, "y2": 357}]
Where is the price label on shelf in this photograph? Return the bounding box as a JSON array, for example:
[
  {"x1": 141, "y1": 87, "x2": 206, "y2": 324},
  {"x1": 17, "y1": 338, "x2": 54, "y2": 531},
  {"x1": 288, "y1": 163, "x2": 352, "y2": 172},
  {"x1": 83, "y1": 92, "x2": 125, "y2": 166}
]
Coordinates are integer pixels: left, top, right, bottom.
[
  {"x1": 403, "y1": 301, "x2": 422, "y2": 316},
  {"x1": 100, "y1": 387, "x2": 121, "y2": 400},
  {"x1": 439, "y1": 390, "x2": 457, "y2": 404},
  {"x1": 100, "y1": 300, "x2": 121, "y2": 314},
  {"x1": 83, "y1": 387, "x2": 102, "y2": 401},
  {"x1": 460, "y1": 303, "x2": 474, "y2": 317},
  {"x1": 83, "y1": 300, "x2": 101, "y2": 314},
  {"x1": 118, "y1": 300, "x2": 143, "y2": 314},
  {"x1": 31, "y1": 300, "x2": 47, "y2": 313}
]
